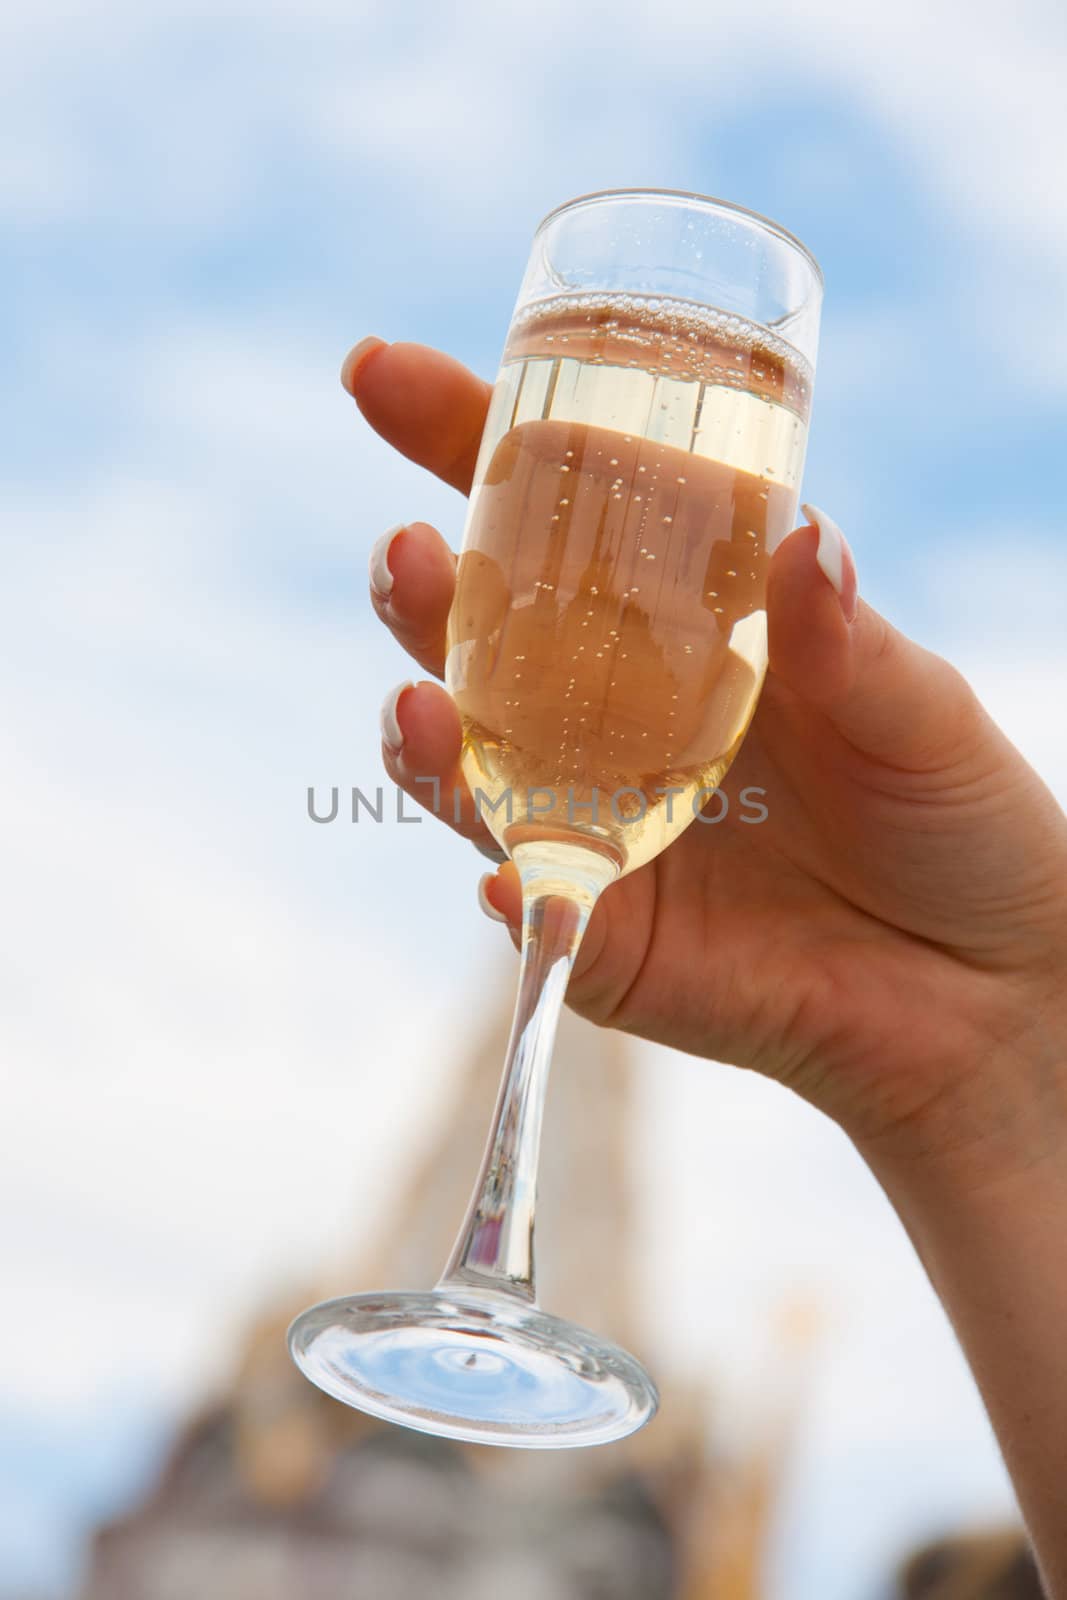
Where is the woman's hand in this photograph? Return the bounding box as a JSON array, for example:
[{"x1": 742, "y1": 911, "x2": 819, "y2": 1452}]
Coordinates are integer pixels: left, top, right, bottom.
[{"x1": 345, "y1": 335, "x2": 1067, "y2": 1191}]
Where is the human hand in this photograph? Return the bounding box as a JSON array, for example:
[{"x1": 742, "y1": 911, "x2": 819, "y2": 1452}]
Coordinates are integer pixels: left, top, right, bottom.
[{"x1": 344, "y1": 336, "x2": 1067, "y2": 1193}]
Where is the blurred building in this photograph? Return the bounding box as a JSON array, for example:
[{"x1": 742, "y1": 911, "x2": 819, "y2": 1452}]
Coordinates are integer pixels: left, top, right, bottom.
[{"x1": 80, "y1": 1003, "x2": 789, "y2": 1599}]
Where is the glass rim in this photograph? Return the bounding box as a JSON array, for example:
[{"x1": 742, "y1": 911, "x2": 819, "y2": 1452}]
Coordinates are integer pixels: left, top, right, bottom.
[{"x1": 533, "y1": 186, "x2": 824, "y2": 292}]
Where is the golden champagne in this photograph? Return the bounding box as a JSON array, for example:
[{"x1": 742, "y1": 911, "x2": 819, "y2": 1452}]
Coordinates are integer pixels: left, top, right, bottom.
[{"x1": 446, "y1": 294, "x2": 811, "y2": 874}]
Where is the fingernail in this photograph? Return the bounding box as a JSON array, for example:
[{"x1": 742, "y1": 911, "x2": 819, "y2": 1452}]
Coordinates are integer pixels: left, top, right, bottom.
[
  {"x1": 341, "y1": 336, "x2": 387, "y2": 395},
  {"x1": 802, "y1": 502, "x2": 859, "y2": 623},
  {"x1": 478, "y1": 873, "x2": 509, "y2": 923},
  {"x1": 369, "y1": 524, "x2": 404, "y2": 599},
  {"x1": 380, "y1": 680, "x2": 414, "y2": 752}
]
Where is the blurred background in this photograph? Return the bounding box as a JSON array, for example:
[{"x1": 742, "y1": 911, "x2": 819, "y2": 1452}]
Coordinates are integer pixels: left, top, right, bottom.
[{"x1": 2, "y1": 0, "x2": 1065, "y2": 1594}]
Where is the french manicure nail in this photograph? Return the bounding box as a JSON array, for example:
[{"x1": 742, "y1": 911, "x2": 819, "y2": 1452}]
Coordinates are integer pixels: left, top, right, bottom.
[
  {"x1": 369, "y1": 524, "x2": 405, "y2": 599},
  {"x1": 340, "y1": 335, "x2": 387, "y2": 395},
  {"x1": 380, "y1": 681, "x2": 414, "y2": 752},
  {"x1": 802, "y1": 502, "x2": 859, "y2": 623},
  {"x1": 478, "y1": 873, "x2": 509, "y2": 923}
]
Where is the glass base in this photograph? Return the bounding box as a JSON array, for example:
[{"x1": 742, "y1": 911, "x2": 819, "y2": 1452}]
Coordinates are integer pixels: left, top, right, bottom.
[{"x1": 288, "y1": 1286, "x2": 659, "y2": 1449}]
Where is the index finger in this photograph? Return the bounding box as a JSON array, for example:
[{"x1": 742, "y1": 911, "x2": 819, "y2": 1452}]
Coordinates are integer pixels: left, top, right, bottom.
[{"x1": 341, "y1": 338, "x2": 493, "y2": 496}]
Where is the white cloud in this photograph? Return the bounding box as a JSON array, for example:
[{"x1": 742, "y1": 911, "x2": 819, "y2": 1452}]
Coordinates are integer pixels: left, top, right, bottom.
[
  {"x1": 4, "y1": 0, "x2": 1065, "y2": 340},
  {"x1": 916, "y1": 535, "x2": 1067, "y2": 798},
  {"x1": 0, "y1": 421, "x2": 482, "y2": 1424},
  {"x1": 0, "y1": 695, "x2": 481, "y2": 1413}
]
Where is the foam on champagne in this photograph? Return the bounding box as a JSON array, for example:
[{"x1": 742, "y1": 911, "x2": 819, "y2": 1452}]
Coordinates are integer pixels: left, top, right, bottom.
[{"x1": 445, "y1": 294, "x2": 810, "y2": 874}]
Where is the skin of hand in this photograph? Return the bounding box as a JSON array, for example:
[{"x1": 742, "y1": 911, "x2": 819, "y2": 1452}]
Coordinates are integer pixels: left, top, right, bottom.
[
  {"x1": 343, "y1": 335, "x2": 1067, "y2": 1591},
  {"x1": 345, "y1": 334, "x2": 1067, "y2": 1191}
]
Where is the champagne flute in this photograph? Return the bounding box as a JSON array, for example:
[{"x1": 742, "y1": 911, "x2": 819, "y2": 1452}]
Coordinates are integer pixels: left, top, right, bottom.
[{"x1": 289, "y1": 190, "x2": 823, "y2": 1448}]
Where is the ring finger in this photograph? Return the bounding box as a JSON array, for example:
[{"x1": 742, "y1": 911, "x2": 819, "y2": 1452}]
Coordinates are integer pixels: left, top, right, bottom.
[
  {"x1": 379, "y1": 678, "x2": 499, "y2": 850},
  {"x1": 369, "y1": 519, "x2": 457, "y2": 681}
]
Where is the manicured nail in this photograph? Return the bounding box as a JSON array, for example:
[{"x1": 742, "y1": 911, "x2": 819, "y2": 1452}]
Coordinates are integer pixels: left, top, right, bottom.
[
  {"x1": 478, "y1": 873, "x2": 509, "y2": 923},
  {"x1": 380, "y1": 680, "x2": 414, "y2": 752},
  {"x1": 369, "y1": 524, "x2": 404, "y2": 599},
  {"x1": 340, "y1": 336, "x2": 387, "y2": 395},
  {"x1": 802, "y1": 502, "x2": 858, "y2": 623}
]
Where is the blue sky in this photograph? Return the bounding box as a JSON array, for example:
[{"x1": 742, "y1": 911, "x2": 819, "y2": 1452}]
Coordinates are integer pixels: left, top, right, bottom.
[{"x1": 2, "y1": 0, "x2": 1066, "y2": 1593}]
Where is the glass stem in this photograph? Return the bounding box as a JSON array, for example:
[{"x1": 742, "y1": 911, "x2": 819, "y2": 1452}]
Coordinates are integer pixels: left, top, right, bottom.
[{"x1": 438, "y1": 842, "x2": 618, "y2": 1304}]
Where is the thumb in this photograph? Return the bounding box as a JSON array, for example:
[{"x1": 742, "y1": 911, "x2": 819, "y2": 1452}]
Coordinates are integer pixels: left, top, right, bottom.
[{"x1": 767, "y1": 505, "x2": 982, "y2": 770}]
